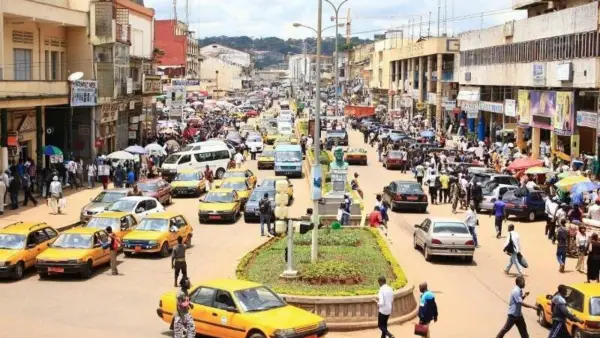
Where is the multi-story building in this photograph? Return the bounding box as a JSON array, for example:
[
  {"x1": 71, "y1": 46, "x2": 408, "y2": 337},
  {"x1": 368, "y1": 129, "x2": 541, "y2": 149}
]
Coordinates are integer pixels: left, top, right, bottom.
[
  {"x1": 201, "y1": 43, "x2": 253, "y2": 88},
  {"x1": 0, "y1": 0, "x2": 90, "y2": 170},
  {"x1": 154, "y1": 20, "x2": 201, "y2": 80},
  {"x1": 200, "y1": 56, "x2": 244, "y2": 97},
  {"x1": 459, "y1": 0, "x2": 599, "y2": 159}
]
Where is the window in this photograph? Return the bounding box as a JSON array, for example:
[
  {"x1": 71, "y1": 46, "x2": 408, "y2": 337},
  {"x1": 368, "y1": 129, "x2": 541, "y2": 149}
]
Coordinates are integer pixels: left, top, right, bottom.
[
  {"x1": 179, "y1": 154, "x2": 191, "y2": 164},
  {"x1": 191, "y1": 287, "x2": 216, "y2": 306},
  {"x1": 566, "y1": 288, "x2": 584, "y2": 312},
  {"x1": 216, "y1": 150, "x2": 230, "y2": 160},
  {"x1": 61, "y1": 52, "x2": 66, "y2": 80},
  {"x1": 45, "y1": 50, "x2": 50, "y2": 80},
  {"x1": 172, "y1": 216, "x2": 187, "y2": 228},
  {"x1": 194, "y1": 152, "x2": 213, "y2": 162},
  {"x1": 98, "y1": 231, "x2": 109, "y2": 243},
  {"x1": 44, "y1": 228, "x2": 58, "y2": 239},
  {"x1": 51, "y1": 51, "x2": 59, "y2": 80},
  {"x1": 13, "y1": 48, "x2": 32, "y2": 80},
  {"x1": 146, "y1": 199, "x2": 158, "y2": 210},
  {"x1": 135, "y1": 201, "x2": 147, "y2": 212},
  {"x1": 32, "y1": 229, "x2": 50, "y2": 244},
  {"x1": 214, "y1": 290, "x2": 236, "y2": 310}
]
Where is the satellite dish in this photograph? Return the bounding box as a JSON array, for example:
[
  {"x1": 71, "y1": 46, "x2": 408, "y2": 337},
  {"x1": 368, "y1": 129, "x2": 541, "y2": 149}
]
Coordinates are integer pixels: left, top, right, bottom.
[{"x1": 68, "y1": 72, "x2": 84, "y2": 82}]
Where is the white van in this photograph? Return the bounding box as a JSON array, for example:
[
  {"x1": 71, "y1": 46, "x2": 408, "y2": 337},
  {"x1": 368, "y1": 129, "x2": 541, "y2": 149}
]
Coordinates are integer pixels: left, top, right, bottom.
[
  {"x1": 279, "y1": 100, "x2": 290, "y2": 110},
  {"x1": 279, "y1": 109, "x2": 294, "y2": 122},
  {"x1": 161, "y1": 145, "x2": 231, "y2": 181},
  {"x1": 181, "y1": 140, "x2": 235, "y2": 157},
  {"x1": 277, "y1": 121, "x2": 293, "y2": 135}
]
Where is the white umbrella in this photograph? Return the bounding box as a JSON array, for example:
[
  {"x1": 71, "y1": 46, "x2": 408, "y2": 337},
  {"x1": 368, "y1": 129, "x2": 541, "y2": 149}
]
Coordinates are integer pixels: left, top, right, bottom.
[
  {"x1": 144, "y1": 143, "x2": 166, "y2": 156},
  {"x1": 107, "y1": 150, "x2": 135, "y2": 161}
]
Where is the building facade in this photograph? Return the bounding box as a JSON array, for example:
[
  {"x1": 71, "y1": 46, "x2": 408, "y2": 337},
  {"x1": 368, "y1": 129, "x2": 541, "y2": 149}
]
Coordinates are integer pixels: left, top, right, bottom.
[
  {"x1": 459, "y1": 0, "x2": 599, "y2": 159},
  {"x1": 199, "y1": 56, "x2": 244, "y2": 97},
  {"x1": 154, "y1": 20, "x2": 200, "y2": 80}
]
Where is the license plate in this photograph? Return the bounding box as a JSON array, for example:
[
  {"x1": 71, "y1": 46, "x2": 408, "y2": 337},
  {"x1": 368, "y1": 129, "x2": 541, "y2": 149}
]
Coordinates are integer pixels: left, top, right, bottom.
[
  {"x1": 209, "y1": 215, "x2": 221, "y2": 220},
  {"x1": 48, "y1": 267, "x2": 64, "y2": 273},
  {"x1": 407, "y1": 197, "x2": 418, "y2": 201},
  {"x1": 449, "y1": 249, "x2": 459, "y2": 253},
  {"x1": 135, "y1": 246, "x2": 142, "y2": 252}
]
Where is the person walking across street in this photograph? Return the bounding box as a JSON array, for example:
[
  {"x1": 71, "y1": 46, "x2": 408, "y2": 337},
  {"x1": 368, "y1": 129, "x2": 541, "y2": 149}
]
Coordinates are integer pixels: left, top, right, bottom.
[
  {"x1": 439, "y1": 170, "x2": 449, "y2": 204},
  {"x1": 106, "y1": 226, "x2": 120, "y2": 275},
  {"x1": 259, "y1": 192, "x2": 273, "y2": 236},
  {"x1": 249, "y1": 142, "x2": 257, "y2": 160},
  {"x1": 172, "y1": 236, "x2": 188, "y2": 287},
  {"x1": 174, "y1": 277, "x2": 195, "y2": 338},
  {"x1": 87, "y1": 162, "x2": 97, "y2": 188},
  {"x1": 555, "y1": 219, "x2": 568, "y2": 273},
  {"x1": 204, "y1": 165, "x2": 214, "y2": 191},
  {"x1": 495, "y1": 276, "x2": 535, "y2": 338},
  {"x1": 415, "y1": 163, "x2": 425, "y2": 186},
  {"x1": 504, "y1": 224, "x2": 524, "y2": 276},
  {"x1": 465, "y1": 203, "x2": 479, "y2": 248},
  {"x1": 8, "y1": 171, "x2": 19, "y2": 210},
  {"x1": 418, "y1": 282, "x2": 438, "y2": 338},
  {"x1": 234, "y1": 150, "x2": 245, "y2": 169},
  {"x1": 548, "y1": 284, "x2": 584, "y2": 338},
  {"x1": 49, "y1": 176, "x2": 62, "y2": 215},
  {"x1": 376, "y1": 276, "x2": 395, "y2": 338},
  {"x1": 22, "y1": 174, "x2": 37, "y2": 207},
  {"x1": 126, "y1": 167, "x2": 135, "y2": 188},
  {"x1": 491, "y1": 196, "x2": 507, "y2": 239}
]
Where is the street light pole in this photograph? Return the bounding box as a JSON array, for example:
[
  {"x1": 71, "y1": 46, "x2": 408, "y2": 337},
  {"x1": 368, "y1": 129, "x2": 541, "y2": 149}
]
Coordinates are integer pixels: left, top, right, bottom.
[
  {"x1": 311, "y1": 0, "x2": 323, "y2": 264},
  {"x1": 325, "y1": 0, "x2": 348, "y2": 117}
]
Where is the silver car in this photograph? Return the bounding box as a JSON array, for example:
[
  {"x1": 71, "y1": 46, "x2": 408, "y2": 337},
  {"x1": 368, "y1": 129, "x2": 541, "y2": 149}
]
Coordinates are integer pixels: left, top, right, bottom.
[
  {"x1": 80, "y1": 188, "x2": 130, "y2": 223},
  {"x1": 479, "y1": 184, "x2": 518, "y2": 212},
  {"x1": 413, "y1": 217, "x2": 475, "y2": 263}
]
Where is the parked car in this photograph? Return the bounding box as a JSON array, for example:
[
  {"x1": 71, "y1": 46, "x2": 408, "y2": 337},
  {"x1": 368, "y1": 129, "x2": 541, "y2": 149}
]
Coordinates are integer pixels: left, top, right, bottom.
[
  {"x1": 257, "y1": 148, "x2": 275, "y2": 169},
  {"x1": 80, "y1": 188, "x2": 130, "y2": 223},
  {"x1": 137, "y1": 178, "x2": 173, "y2": 205},
  {"x1": 325, "y1": 129, "x2": 348, "y2": 148},
  {"x1": 85, "y1": 212, "x2": 137, "y2": 242},
  {"x1": 382, "y1": 180, "x2": 428, "y2": 212},
  {"x1": 344, "y1": 148, "x2": 368, "y2": 165},
  {"x1": 503, "y1": 190, "x2": 547, "y2": 222},
  {"x1": 170, "y1": 169, "x2": 207, "y2": 197},
  {"x1": 470, "y1": 173, "x2": 519, "y2": 189},
  {"x1": 413, "y1": 217, "x2": 475, "y2": 263},
  {"x1": 479, "y1": 184, "x2": 518, "y2": 213}
]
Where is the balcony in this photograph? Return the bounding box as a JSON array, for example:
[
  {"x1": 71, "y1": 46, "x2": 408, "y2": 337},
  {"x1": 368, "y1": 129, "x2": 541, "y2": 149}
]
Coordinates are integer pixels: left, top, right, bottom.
[
  {"x1": 116, "y1": 23, "x2": 131, "y2": 45},
  {"x1": 0, "y1": 81, "x2": 68, "y2": 99}
]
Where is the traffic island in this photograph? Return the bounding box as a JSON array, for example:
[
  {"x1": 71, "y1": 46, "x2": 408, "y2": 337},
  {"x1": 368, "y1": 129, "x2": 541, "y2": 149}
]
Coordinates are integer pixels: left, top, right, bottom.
[{"x1": 236, "y1": 227, "x2": 417, "y2": 330}]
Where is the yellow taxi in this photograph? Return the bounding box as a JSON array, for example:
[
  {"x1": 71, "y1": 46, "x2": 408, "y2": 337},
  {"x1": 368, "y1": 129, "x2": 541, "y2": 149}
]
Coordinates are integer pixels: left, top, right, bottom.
[
  {"x1": 257, "y1": 147, "x2": 275, "y2": 170},
  {"x1": 122, "y1": 212, "x2": 193, "y2": 258},
  {"x1": 536, "y1": 283, "x2": 600, "y2": 337},
  {"x1": 275, "y1": 135, "x2": 299, "y2": 146},
  {"x1": 198, "y1": 188, "x2": 242, "y2": 224},
  {"x1": 85, "y1": 212, "x2": 137, "y2": 240},
  {"x1": 156, "y1": 279, "x2": 328, "y2": 338},
  {"x1": 344, "y1": 147, "x2": 368, "y2": 165},
  {"x1": 214, "y1": 168, "x2": 257, "y2": 189},
  {"x1": 217, "y1": 177, "x2": 253, "y2": 205},
  {"x1": 232, "y1": 111, "x2": 246, "y2": 119},
  {"x1": 35, "y1": 227, "x2": 111, "y2": 279},
  {"x1": 170, "y1": 169, "x2": 207, "y2": 197},
  {"x1": 265, "y1": 130, "x2": 279, "y2": 145},
  {"x1": 0, "y1": 222, "x2": 58, "y2": 280},
  {"x1": 258, "y1": 176, "x2": 294, "y2": 201}
]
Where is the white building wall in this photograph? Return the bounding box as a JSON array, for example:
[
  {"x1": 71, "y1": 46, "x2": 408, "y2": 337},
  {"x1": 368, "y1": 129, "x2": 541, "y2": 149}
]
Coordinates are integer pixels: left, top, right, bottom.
[
  {"x1": 201, "y1": 56, "x2": 242, "y2": 91},
  {"x1": 200, "y1": 44, "x2": 251, "y2": 68},
  {"x1": 129, "y1": 11, "x2": 153, "y2": 58}
]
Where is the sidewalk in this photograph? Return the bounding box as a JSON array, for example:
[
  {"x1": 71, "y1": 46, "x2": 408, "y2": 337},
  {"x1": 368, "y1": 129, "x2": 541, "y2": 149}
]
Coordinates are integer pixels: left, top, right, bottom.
[{"x1": 0, "y1": 186, "x2": 104, "y2": 231}]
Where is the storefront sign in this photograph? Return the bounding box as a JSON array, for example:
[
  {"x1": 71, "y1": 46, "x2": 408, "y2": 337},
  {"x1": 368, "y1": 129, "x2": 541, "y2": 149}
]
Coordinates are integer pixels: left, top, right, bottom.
[
  {"x1": 129, "y1": 101, "x2": 135, "y2": 110},
  {"x1": 557, "y1": 63, "x2": 572, "y2": 81},
  {"x1": 577, "y1": 111, "x2": 598, "y2": 129},
  {"x1": 130, "y1": 116, "x2": 139, "y2": 124},
  {"x1": 479, "y1": 101, "x2": 504, "y2": 114},
  {"x1": 504, "y1": 99, "x2": 516, "y2": 117},
  {"x1": 170, "y1": 85, "x2": 186, "y2": 108},
  {"x1": 94, "y1": 139, "x2": 104, "y2": 148},
  {"x1": 442, "y1": 100, "x2": 456, "y2": 111},
  {"x1": 100, "y1": 104, "x2": 118, "y2": 123},
  {"x1": 142, "y1": 75, "x2": 162, "y2": 94},
  {"x1": 427, "y1": 93, "x2": 436, "y2": 105},
  {"x1": 128, "y1": 131, "x2": 137, "y2": 139},
  {"x1": 70, "y1": 80, "x2": 98, "y2": 107},
  {"x1": 517, "y1": 90, "x2": 530, "y2": 126},
  {"x1": 554, "y1": 91, "x2": 574, "y2": 136},
  {"x1": 533, "y1": 64, "x2": 546, "y2": 86},
  {"x1": 462, "y1": 101, "x2": 479, "y2": 119}
]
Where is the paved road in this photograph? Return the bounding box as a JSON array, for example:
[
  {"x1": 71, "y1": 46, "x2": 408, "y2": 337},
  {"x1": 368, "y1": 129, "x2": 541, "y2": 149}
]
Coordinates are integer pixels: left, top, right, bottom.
[{"x1": 0, "y1": 129, "x2": 584, "y2": 338}]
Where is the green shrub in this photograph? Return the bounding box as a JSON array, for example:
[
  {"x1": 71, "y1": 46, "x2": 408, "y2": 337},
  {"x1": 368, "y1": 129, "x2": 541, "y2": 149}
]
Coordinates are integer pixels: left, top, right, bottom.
[
  {"x1": 294, "y1": 229, "x2": 361, "y2": 246},
  {"x1": 301, "y1": 260, "x2": 362, "y2": 280}
]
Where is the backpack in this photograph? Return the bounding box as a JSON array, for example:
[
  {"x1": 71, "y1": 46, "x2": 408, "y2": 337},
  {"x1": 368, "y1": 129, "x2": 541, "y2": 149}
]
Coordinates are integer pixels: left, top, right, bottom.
[{"x1": 259, "y1": 199, "x2": 271, "y2": 214}]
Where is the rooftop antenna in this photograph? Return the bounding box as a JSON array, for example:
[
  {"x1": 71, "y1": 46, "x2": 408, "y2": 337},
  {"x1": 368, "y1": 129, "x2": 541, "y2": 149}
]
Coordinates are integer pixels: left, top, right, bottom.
[
  {"x1": 346, "y1": 7, "x2": 352, "y2": 45},
  {"x1": 437, "y1": 0, "x2": 441, "y2": 37},
  {"x1": 173, "y1": 0, "x2": 177, "y2": 22},
  {"x1": 185, "y1": 0, "x2": 189, "y2": 25},
  {"x1": 419, "y1": 16, "x2": 422, "y2": 38},
  {"x1": 444, "y1": 0, "x2": 448, "y2": 36},
  {"x1": 428, "y1": 12, "x2": 431, "y2": 37}
]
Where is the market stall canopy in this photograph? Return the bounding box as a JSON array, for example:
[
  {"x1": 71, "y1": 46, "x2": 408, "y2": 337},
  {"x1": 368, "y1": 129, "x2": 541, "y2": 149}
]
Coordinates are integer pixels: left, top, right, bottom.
[
  {"x1": 107, "y1": 151, "x2": 135, "y2": 161},
  {"x1": 555, "y1": 175, "x2": 590, "y2": 190},
  {"x1": 43, "y1": 145, "x2": 63, "y2": 156},
  {"x1": 144, "y1": 143, "x2": 166, "y2": 156},
  {"x1": 525, "y1": 167, "x2": 552, "y2": 175},
  {"x1": 507, "y1": 158, "x2": 543, "y2": 171},
  {"x1": 124, "y1": 145, "x2": 147, "y2": 155},
  {"x1": 558, "y1": 171, "x2": 579, "y2": 179}
]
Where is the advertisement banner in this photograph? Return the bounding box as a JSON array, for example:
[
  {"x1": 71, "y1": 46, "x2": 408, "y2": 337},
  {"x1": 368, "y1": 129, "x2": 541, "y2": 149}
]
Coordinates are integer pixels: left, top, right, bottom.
[
  {"x1": 504, "y1": 99, "x2": 516, "y2": 117},
  {"x1": 311, "y1": 165, "x2": 322, "y2": 201},
  {"x1": 554, "y1": 92, "x2": 574, "y2": 136},
  {"x1": 576, "y1": 111, "x2": 598, "y2": 129},
  {"x1": 462, "y1": 101, "x2": 479, "y2": 119},
  {"x1": 70, "y1": 80, "x2": 98, "y2": 107},
  {"x1": 479, "y1": 101, "x2": 504, "y2": 114},
  {"x1": 170, "y1": 86, "x2": 186, "y2": 108},
  {"x1": 530, "y1": 91, "x2": 556, "y2": 117},
  {"x1": 517, "y1": 90, "x2": 530, "y2": 126}
]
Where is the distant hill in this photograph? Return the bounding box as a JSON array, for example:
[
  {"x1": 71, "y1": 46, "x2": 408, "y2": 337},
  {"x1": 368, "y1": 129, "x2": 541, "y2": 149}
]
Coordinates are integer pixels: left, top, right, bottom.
[{"x1": 198, "y1": 36, "x2": 372, "y2": 68}]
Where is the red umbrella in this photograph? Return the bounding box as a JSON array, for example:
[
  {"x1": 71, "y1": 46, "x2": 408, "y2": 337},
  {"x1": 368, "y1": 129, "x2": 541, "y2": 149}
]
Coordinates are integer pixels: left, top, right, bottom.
[{"x1": 507, "y1": 158, "x2": 543, "y2": 171}]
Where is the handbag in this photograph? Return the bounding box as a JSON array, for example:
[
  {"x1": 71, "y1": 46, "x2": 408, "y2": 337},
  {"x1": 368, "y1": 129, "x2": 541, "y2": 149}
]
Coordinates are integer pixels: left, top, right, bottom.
[
  {"x1": 517, "y1": 252, "x2": 529, "y2": 268},
  {"x1": 414, "y1": 323, "x2": 429, "y2": 336},
  {"x1": 504, "y1": 233, "x2": 515, "y2": 254}
]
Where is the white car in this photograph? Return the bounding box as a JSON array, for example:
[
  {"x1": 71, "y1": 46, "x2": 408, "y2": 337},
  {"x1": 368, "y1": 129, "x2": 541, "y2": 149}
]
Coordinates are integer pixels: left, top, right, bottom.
[
  {"x1": 245, "y1": 134, "x2": 264, "y2": 152},
  {"x1": 479, "y1": 184, "x2": 518, "y2": 212},
  {"x1": 413, "y1": 217, "x2": 475, "y2": 263},
  {"x1": 102, "y1": 196, "x2": 165, "y2": 222}
]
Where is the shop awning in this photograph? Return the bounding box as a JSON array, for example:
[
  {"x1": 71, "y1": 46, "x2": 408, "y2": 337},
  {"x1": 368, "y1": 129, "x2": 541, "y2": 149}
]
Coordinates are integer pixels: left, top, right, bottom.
[{"x1": 457, "y1": 86, "x2": 481, "y2": 101}]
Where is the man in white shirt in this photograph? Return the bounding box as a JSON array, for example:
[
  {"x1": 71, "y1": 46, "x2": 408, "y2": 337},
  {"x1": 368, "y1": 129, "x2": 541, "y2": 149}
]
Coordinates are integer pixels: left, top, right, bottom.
[
  {"x1": 464, "y1": 203, "x2": 479, "y2": 247},
  {"x1": 376, "y1": 276, "x2": 395, "y2": 338},
  {"x1": 234, "y1": 151, "x2": 245, "y2": 168},
  {"x1": 588, "y1": 199, "x2": 600, "y2": 221},
  {"x1": 504, "y1": 224, "x2": 523, "y2": 276},
  {"x1": 306, "y1": 136, "x2": 313, "y2": 149},
  {"x1": 545, "y1": 197, "x2": 559, "y2": 239},
  {"x1": 525, "y1": 179, "x2": 537, "y2": 190},
  {"x1": 87, "y1": 162, "x2": 97, "y2": 189}
]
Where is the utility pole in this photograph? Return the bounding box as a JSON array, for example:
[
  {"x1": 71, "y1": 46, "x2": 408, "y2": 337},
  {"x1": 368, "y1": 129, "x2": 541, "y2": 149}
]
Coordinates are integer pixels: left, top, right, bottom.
[
  {"x1": 428, "y1": 12, "x2": 431, "y2": 37},
  {"x1": 437, "y1": 0, "x2": 441, "y2": 37},
  {"x1": 311, "y1": 0, "x2": 323, "y2": 264},
  {"x1": 326, "y1": 0, "x2": 348, "y2": 116},
  {"x1": 185, "y1": 0, "x2": 189, "y2": 25},
  {"x1": 303, "y1": 40, "x2": 308, "y2": 100},
  {"x1": 419, "y1": 16, "x2": 422, "y2": 38},
  {"x1": 173, "y1": 0, "x2": 177, "y2": 22}
]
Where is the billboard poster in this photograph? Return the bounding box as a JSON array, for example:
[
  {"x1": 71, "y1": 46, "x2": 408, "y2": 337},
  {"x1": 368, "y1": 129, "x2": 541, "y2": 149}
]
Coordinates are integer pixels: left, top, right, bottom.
[
  {"x1": 554, "y1": 92, "x2": 574, "y2": 136},
  {"x1": 517, "y1": 90, "x2": 530, "y2": 126},
  {"x1": 530, "y1": 90, "x2": 555, "y2": 130},
  {"x1": 70, "y1": 80, "x2": 98, "y2": 107}
]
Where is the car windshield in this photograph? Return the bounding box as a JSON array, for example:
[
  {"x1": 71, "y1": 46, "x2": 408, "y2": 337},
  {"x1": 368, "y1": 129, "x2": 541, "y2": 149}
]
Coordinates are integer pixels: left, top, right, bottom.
[
  {"x1": 205, "y1": 192, "x2": 235, "y2": 203},
  {"x1": 397, "y1": 183, "x2": 423, "y2": 194},
  {"x1": 279, "y1": 127, "x2": 292, "y2": 133},
  {"x1": 163, "y1": 154, "x2": 181, "y2": 164},
  {"x1": 482, "y1": 182, "x2": 500, "y2": 195},
  {"x1": 136, "y1": 219, "x2": 169, "y2": 232},
  {"x1": 250, "y1": 190, "x2": 275, "y2": 201},
  {"x1": 260, "y1": 150, "x2": 274, "y2": 158},
  {"x1": 92, "y1": 191, "x2": 127, "y2": 203},
  {"x1": 138, "y1": 182, "x2": 159, "y2": 192},
  {"x1": 327, "y1": 131, "x2": 346, "y2": 137},
  {"x1": 234, "y1": 286, "x2": 286, "y2": 312},
  {"x1": 52, "y1": 234, "x2": 93, "y2": 249},
  {"x1": 248, "y1": 136, "x2": 262, "y2": 142},
  {"x1": 106, "y1": 200, "x2": 137, "y2": 212},
  {"x1": 221, "y1": 181, "x2": 248, "y2": 190},
  {"x1": 590, "y1": 297, "x2": 600, "y2": 315},
  {"x1": 0, "y1": 234, "x2": 26, "y2": 250},
  {"x1": 174, "y1": 172, "x2": 200, "y2": 181},
  {"x1": 223, "y1": 171, "x2": 246, "y2": 179},
  {"x1": 275, "y1": 151, "x2": 301, "y2": 162},
  {"x1": 432, "y1": 222, "x2": 470, "y2": 234},
  {"x1": 388, "y1": 151, "x2": 402, "y2": 158},
  {"x1": 87, "y1": 217, "x2": 120, "y2": 231}
]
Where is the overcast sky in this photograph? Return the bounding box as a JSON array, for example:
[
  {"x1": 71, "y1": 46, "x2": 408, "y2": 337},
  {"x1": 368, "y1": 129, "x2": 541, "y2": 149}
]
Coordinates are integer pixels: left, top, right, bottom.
[{"x1": 144, "y1": 0, "x2": 526, "y2": 39}]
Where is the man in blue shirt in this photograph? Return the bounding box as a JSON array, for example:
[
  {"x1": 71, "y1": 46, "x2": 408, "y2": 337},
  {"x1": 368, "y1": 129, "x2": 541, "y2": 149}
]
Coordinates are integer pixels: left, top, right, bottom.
[
  {"x1": 491, "y1": 197, "x2": 506, "y2": 239},
  {"x1": 496, "y1": 276, "x2": 535, "y2": 338},
  {"x1": 418, "y1": 282, "x2": 438, "y2": 328},
  {"x1": 126, "y1": 168, "x2": 135, "y2": 188}
]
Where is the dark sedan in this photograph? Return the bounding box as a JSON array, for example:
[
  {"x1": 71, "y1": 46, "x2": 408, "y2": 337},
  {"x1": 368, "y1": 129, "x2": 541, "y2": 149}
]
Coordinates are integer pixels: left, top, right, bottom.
[
  {"x1": 503, "y1": 190, "x2": 547, "y2": 222},
  {"x1": 382, "y1": 180, "x2": 428, "y2": 213},
  {"x1": 383, "y1": 151, "x2": 405, "y2": 170},
  {"x1": 243, "y1": 188, "x2": 275, "y2": 223}
]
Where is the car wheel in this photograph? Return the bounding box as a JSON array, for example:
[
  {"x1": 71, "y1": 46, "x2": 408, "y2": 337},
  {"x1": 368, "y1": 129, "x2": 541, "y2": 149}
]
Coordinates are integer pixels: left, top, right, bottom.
[
  {"x1": 421, "y1": 208, "x2": 427, "y2": 213},
  {"x1": 186, "y1": 234, "x2": 192, "y2": 247},
  {"x1": 216, "y1": 168, "x2": 225, "y2": 179},
  {"x1": 249, "y1": 333, "x2": 266, "y2": 338},
  {"x1": 124, "y1": 251, "x2": 133, "y2": 257},
  {"x1": 13, "y1": 261, "x2": 24, "y2": 280},
  {"x1": 81, "y1": 260, "x2": 93, "y2": 279},
  {"x1": 38, "y1": 271, "x2": 48, "y2": 279},
  {"x1": 464, "y1": 255, "x2": 474, "y2": 263},
  {"x1": 160, "y1": 243, "x2": 170, "y2": 258},
  {"x1": 572, "y1": 328, "x2": 583, "y2": 338},
  {"x1": 413, "y1": 235, "x2": 419, "y2": 250},
  {"x1": 424, "y1": 245, "x2": 432, "y2": 261},
  {"x1": 537, "y1": 306, "x2": 550, "y2": 327},
  {"x1": 528, "y1": 211, "x2": 536, "y2": 222}
]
